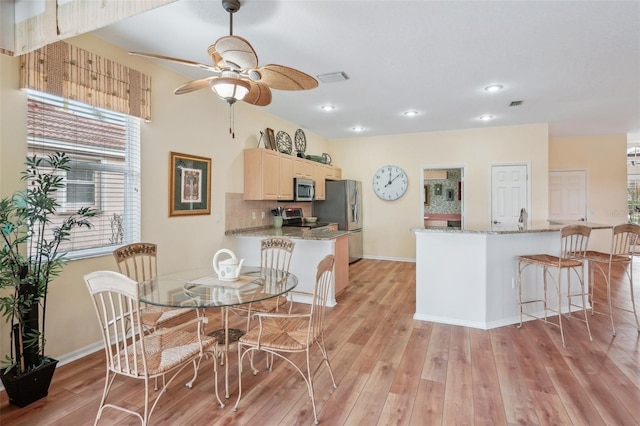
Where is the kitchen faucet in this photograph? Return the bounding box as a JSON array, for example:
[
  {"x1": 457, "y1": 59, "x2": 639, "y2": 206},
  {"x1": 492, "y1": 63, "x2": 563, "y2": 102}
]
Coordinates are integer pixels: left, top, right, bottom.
[{"x1": 518, "y1": 208, "x2": 528, "y2": 224}]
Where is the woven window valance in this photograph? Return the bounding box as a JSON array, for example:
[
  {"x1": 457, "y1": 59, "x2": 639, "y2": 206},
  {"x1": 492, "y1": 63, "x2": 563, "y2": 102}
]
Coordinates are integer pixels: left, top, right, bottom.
[{"x1": 20, "y1": 40, "x2": 151, "y2": 120}]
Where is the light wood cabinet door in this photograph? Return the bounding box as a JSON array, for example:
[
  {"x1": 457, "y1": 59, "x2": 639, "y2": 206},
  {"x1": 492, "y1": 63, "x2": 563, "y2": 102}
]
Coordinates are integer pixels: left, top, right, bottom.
[
  {"x1": 278, "y1": 154, "x2": 294, "y2": 200},
  {"x1": 312, "y1": 162, "x2": 326, "y2": 200},
  {"x1": 244, "y1": 148, "x2": 292, "y2": 200},
  {"x1": 293, "y1": 157, "x2": 313, "y2": 179}
]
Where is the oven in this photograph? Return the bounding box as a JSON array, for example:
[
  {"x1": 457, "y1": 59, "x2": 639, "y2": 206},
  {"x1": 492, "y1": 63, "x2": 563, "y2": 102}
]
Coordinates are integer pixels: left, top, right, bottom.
[{"x1": 282, "y1": 208, "x2": 330, "y2": 229}]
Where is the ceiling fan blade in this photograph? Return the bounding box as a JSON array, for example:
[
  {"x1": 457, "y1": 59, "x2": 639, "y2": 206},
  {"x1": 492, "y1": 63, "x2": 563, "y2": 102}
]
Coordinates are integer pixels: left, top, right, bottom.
[
  {"x1": 215, "y1": 35, "x2": 258, "y2": 70},
  {"x1": 242, "y1": 81, "x2": 272, "y2": 106},
  {"x1": 129, "y1": 51, "x2": 219, "y2": 73},
  {"x1": 256, "y1": 64, "x2": 319, "y2": 91},
  {"x1": 174, "y1": 77, "x2": 216, "y2": 95}
]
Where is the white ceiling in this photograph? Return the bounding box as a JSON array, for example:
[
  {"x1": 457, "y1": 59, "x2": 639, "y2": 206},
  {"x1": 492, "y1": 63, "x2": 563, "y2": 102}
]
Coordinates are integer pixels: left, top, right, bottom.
[{"x1": 93, "y1": 0, "x2": 640, "y2": 141}]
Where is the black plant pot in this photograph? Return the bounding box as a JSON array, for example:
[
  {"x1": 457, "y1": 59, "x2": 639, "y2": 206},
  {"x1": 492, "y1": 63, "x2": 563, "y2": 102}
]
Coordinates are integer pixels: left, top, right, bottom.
[{"x1": 0, "y1": 358, "x2": 58, "y2": 407}]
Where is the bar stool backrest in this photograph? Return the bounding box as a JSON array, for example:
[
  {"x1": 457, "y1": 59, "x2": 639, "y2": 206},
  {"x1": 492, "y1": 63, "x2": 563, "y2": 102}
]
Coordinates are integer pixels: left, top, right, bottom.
[
  {"x1": 611, "y1": 223, "x2": 640, "y2": 257},
  {"x1": 561, "y1": 225, "x2": 591, "y2": 259}
]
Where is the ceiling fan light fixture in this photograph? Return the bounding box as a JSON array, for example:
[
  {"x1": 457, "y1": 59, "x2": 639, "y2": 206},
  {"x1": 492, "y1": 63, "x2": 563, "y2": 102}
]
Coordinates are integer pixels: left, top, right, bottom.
[{"x1": 210, "y1": 77, "x2": 250, "y2": 104}]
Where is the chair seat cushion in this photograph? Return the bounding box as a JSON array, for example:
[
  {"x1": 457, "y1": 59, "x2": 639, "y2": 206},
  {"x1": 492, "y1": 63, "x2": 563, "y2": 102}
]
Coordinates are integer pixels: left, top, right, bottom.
[
  {"x1": 233, "y1": 296, "x2": 288, "y2": 314},
  {"x1": 518, "y1": 254, "x2": 583, "y2": 268},
  {"x1": 240, "y1": 317, "x2": 312, "y2": 351},
  {"x1": 584, "y1": 250, "x2": 630, "y2": 264},
  {"x1": 140, "y1": 305, "x2": 194, "y2": 328},
  {"x1": 113, "y1": 330, "x2": 216, "y2": 376}
]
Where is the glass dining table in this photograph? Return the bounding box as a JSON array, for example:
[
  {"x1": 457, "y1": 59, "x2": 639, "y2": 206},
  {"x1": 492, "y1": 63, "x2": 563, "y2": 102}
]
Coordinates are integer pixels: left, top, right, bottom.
[{"x1": 139, "y1": 266, "x2": 298, "y2": 399}]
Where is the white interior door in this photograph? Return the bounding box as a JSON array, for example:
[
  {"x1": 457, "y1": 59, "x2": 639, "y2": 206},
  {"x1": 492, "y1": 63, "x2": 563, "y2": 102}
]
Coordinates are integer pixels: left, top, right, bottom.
[
  {"x1": 549, "y1": 170, "x2": 587, "y2": 221},
  {"x1": 491, "y1": 164, "x2": 529, "y2": 226}
]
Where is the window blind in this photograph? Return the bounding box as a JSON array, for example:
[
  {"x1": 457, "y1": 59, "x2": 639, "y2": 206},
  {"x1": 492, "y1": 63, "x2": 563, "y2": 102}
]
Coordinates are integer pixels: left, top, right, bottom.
[{"x1": 26, "y1": 90, "x2": 141, "y2": 259}]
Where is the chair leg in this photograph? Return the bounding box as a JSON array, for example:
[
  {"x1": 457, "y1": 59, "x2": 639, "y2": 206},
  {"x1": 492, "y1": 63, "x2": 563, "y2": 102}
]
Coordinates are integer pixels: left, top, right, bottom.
[
  {"x1": 606, "y1": 265, "x2": 616, "y2": 336},
  {"x1": 556, "y1": 267, "x2": 566, "y2": 348},
  {"x1": 578, "y1": 267, "x2": 593, "y2": 341},
  {"x1": 629, "y1": 262, "x2": 640, "y2": 333}
]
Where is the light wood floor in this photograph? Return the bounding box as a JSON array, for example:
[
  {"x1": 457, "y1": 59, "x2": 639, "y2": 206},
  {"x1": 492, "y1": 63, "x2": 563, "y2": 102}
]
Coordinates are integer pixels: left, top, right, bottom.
[{"x1": 2, "y1": 258, "x2": 640, "y2": 425}]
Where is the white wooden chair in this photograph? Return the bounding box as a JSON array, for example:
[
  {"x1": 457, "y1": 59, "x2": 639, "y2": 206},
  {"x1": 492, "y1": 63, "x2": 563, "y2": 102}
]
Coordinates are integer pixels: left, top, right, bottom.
[
  {"x1": 232, "y1": 237, "x2": 296, "y2": 331},
  {"x1": 234, "y1": 255, "x2": 337, "y2": 425},
  {"x1": 113, "y1": 243, "x2": 196, "y2": 330},
  {"x1": 84, "y1": 270, "x2": 222, "y2": 425},
  {"x1": 584, "y1": 223, "x2": 640, "y2": 335}
]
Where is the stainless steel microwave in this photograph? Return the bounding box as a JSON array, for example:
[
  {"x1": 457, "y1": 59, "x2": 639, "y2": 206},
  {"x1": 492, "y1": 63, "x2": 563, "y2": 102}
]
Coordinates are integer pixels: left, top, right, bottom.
[{"x1": 294, "y1": 178, "x2": 315, "y2": 201}]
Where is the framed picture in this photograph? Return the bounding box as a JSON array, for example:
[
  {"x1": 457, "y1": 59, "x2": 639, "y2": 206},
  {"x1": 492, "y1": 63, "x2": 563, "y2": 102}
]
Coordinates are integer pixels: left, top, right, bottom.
[
  {"x1": 266, "y1": 128, "x2": 276, "y2": 151},
  {"x1": 434, "y1": 183, "x2": 443, "y2": 195},
  {"x1": 169, "y1": 152, "x2": 211, "y2": 217},
  {"x1": 263, "y1": 128, "x2": 273, "y2": 150},
  {"x1": 446, "y1": 189, "x2": 455, "y2": 201}
]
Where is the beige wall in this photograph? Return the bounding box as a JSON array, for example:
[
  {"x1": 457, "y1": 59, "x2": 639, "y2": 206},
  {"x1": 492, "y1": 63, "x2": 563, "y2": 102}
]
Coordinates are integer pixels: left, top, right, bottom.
[
  {"x1": 328, "y1": 123, "x2": 550, "y2": 260},
  {"x1": 0, "y1": 33, "x2": 331, "y2": 363},
  {"x1": 549, "y1": 134, "x2": 628, "y2": 250},
  {"x1": 0, "y1": 33, "x2": 628, "y2": 364}
]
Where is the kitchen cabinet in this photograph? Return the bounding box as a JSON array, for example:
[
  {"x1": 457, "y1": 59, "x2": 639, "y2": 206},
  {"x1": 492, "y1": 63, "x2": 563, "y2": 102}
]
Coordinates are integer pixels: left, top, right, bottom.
[
  {"x1": 312, "y1": 162, "x2": 326, "y2": 200},
  {"x1": 293, "y1": 157, "x2": 313, "y2": 179},
  {"x1": 326, "y1": 166, "x2": 341, "y2": 181},
  {"x1": 244, "y1": 149, "x2": 341, "y2": 201},
  {"x1": 243, "y1": 148, "x2": 294, "y2": 200}
]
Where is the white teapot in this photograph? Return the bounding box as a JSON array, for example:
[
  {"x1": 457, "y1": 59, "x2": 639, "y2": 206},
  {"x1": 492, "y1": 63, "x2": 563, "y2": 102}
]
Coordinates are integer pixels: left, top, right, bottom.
[{"x1": 212, "y1": 249, "x2": 245, "y2": 281}]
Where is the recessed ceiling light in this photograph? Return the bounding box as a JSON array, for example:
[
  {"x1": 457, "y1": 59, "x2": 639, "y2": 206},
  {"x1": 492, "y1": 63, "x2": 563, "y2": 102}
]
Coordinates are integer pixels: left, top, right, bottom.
[
  {"x1": 403, "y1": 110, "x2": 419, "y2": 117},
  {"x1": 352, "y1": 126, "x2": 365, "y2": 132},
  {"x1": 484, "y1": 85, "x2": 503, "y2": 93},
  {"x1": 320, "y1": 105, "x2": 335, "y2": 112},
  {"x1": 479, "y1": 115, "x2": 494, "y2": 121}
]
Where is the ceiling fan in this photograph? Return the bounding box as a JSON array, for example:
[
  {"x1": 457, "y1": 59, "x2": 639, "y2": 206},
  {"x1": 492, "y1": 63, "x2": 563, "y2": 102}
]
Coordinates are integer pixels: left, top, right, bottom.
[{"x1": 129, "y1": 0, "x2": 318, "y2": 108}]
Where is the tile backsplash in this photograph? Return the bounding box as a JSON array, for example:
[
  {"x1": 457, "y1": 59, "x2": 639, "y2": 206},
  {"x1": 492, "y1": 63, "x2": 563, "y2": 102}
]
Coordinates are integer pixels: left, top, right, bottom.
[{"x1": 225, "y1": 193, "x2": 312, "y2": 231}]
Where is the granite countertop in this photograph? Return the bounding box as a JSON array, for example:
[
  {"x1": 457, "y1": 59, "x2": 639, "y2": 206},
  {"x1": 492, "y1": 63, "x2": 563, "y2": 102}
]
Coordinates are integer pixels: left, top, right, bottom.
[
  {"x1": 412, "y1": 220, "x2": 612, "y2": 235},
  {"x1": 226, "y1": 226, "x2": 350, "y2": 241}
]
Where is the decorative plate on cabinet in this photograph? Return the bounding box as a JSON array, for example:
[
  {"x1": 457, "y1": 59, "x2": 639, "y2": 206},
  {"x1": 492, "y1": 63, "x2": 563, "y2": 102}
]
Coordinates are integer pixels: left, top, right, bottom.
[
  {"x1": 294, "y1": 129, "x2": 307, "y2": 155},
  {"x1": 276, "y1": 131, "x2": 292, "y2": 155}
]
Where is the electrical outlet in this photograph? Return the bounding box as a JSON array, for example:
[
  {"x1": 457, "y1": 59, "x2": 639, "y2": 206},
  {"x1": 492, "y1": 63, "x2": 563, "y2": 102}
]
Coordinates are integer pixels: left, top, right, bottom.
[
  {"x1": 261, "y1": 211, "x2": 265, "y2": 219},
  {"x1": 511, "y1": 277, "x2": 515, "y2": 289},
  {"x1": 252, "y1": 211, "x2": 256, "y2": 220}
]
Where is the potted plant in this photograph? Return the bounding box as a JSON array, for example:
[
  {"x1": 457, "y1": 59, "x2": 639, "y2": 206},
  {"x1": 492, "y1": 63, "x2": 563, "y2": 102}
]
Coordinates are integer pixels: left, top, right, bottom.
[{"x1": 0, "y1": 152, "x2": 97, "y2": 407}]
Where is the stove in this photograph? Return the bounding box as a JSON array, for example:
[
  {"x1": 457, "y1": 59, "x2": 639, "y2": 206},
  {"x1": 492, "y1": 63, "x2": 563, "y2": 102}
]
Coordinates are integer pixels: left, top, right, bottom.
[{"x1": 282, "y1": 208, "x2": 330, "y2": 229}]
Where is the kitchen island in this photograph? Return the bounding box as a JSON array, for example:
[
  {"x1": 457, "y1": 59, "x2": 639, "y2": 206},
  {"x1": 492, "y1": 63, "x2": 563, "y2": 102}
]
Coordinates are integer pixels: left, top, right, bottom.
[
  {"x1": 412, "y1": 221, "x2": 611, "y2": 329},
  {"x1": 227, "y1": 226, "x2": 350, "y2": 306}
]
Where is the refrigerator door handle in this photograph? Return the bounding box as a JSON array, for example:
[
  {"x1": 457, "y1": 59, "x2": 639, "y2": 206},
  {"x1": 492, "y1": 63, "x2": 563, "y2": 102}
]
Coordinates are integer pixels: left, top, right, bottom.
[{"x1": 351, "y1": 184, "x2": 359, "y2": 223}]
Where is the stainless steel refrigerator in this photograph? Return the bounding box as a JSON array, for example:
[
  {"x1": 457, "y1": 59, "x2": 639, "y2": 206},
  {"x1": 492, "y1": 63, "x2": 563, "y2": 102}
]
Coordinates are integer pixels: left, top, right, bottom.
[{"x1": 313, "y1": 180, "x2": 363, "y2": 263}]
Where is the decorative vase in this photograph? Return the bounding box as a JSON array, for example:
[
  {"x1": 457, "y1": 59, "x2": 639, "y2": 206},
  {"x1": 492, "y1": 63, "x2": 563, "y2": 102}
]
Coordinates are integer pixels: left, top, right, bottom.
[{"x1": 0, "y1": 358, "x2": 58, "y2": 407}]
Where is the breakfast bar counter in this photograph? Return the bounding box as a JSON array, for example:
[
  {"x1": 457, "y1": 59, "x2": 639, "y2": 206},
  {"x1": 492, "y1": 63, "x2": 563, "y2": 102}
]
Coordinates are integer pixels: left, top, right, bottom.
[
  {"x1": 412, "y1": 221, "x2": 611, "y2": 329},
  {"x1": 229, "y1": 226, "x2": 350, "y2": 306},
  {"x1": 226, "y1": 226, "x2": 349, "y2": 240}
]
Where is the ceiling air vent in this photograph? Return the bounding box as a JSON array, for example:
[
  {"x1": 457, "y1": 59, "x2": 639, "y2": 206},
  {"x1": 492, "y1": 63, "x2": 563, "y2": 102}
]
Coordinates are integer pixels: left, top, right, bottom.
[
  {"x1": 509, "y1": 100, "x2": 523, "y2": 107},
  {"x1": 317, "y1": 72, "x2": 349, "y2": 83}
]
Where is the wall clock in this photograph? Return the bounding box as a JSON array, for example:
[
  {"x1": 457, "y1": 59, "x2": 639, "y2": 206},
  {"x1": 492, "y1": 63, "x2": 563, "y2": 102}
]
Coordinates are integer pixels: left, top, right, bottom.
[{"x1": 372, "y1": 165, "x2": 408, "y2": 200}]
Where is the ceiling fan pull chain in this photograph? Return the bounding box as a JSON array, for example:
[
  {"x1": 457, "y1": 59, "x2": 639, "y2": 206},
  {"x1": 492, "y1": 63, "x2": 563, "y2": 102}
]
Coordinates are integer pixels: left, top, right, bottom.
[{"x1": 229, "y1": 104, "x2": 235, "y2": 139}]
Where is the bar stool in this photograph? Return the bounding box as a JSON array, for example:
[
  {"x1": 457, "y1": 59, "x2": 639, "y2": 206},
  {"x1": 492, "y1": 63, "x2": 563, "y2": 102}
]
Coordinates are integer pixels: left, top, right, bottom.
[
  {"x1": 584, "y1": 223, "x2": 640, "y2": 336},
  {"x1": 517, "y1": 224, "x2": 592, "y2": 347}
]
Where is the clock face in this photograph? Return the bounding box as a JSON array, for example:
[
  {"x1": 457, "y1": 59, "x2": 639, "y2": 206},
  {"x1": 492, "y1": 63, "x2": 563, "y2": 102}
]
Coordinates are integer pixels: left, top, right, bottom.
[{"x1": 373, "y1": 165, "x2": 408, "y2": 200}]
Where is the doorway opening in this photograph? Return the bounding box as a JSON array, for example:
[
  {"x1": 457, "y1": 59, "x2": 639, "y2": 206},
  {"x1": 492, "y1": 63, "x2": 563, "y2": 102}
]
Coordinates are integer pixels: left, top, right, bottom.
[{"x1": 422, "y1": 167, "x2": 464, "y2": 228}]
